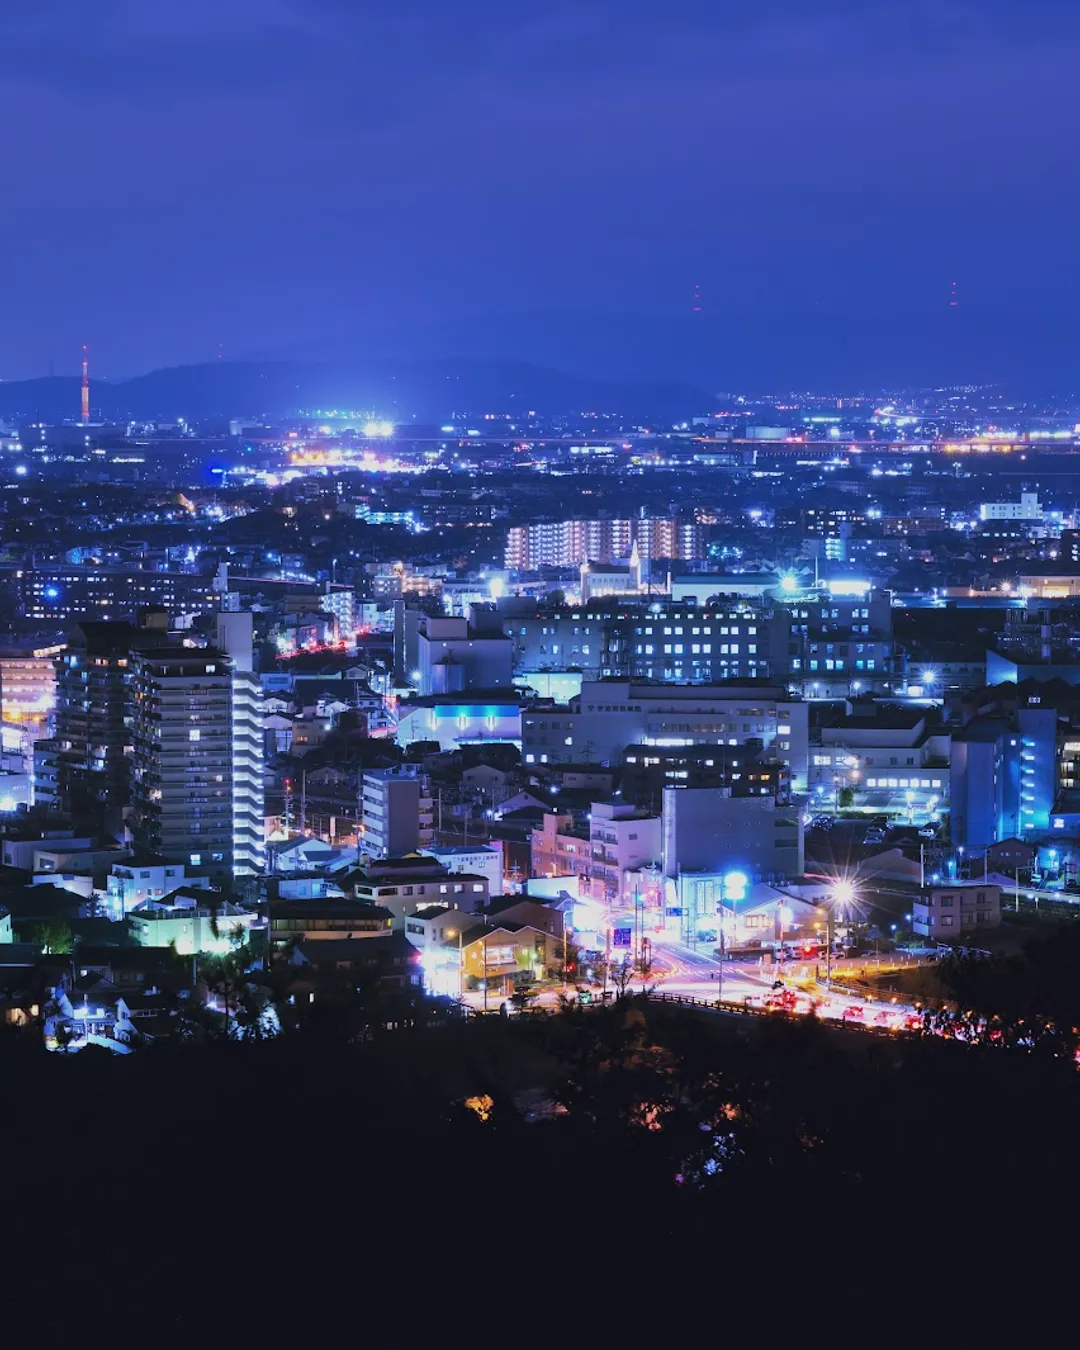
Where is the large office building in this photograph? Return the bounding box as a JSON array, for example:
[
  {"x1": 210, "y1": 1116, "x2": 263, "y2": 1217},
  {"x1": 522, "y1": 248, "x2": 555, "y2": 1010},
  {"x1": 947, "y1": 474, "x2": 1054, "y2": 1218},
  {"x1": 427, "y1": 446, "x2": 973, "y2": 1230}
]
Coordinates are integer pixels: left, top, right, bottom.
[
  {"x1": 505, "y1": 517, "x2": 706, "y2": 571},
  {"x1": 415, "y1": 613, "x2": 513, "y2": 697},
  {"x1": 522, "y1": 680, "x2": 809, "y2": 790},
  {"x1": 785, "y1": 585, "x2": 900, "y2": 695},
  {"x1": 14, "y1": 566, "x2": 219, "y2": 623},
  {"x1": 507, "y1": 599, "x2": 787, "y2": 685}
]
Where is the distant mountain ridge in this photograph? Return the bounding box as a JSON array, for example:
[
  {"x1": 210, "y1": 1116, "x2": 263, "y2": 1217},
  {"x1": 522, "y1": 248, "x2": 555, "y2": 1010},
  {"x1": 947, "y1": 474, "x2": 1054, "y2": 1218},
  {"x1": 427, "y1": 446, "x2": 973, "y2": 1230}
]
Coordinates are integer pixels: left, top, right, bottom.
[
  {"x1": 0, "y1": 359, "x2": 714, "y2": 424},
  {"x1": 245, "y1": 309, "x2": 1080, "y2": 397}
]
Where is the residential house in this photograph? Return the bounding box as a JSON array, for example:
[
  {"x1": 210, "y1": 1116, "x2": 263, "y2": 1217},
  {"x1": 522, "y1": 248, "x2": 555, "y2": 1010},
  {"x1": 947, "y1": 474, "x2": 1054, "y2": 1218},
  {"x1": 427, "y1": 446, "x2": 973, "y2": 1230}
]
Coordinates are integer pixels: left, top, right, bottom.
[{"x1": 912, "y1": 883, "x2": 1002, "y2": 940}]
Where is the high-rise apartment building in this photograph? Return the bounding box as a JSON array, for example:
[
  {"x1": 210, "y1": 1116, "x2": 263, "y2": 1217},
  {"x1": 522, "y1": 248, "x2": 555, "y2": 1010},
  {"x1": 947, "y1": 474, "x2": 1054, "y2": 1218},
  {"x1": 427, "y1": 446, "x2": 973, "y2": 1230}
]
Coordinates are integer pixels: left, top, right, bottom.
[
  {"x1": 130, "y1": 648, "x2": 236, "y2": 881},
  {"x1": 505, "y1": 518, "x2": 706, "y2": 571},
  {"x1": 53, "y1": 617, "x2": 169, "y2": 812},
  {"x1": 216, "y1": 612, "x2": 266, "y2": 876}
]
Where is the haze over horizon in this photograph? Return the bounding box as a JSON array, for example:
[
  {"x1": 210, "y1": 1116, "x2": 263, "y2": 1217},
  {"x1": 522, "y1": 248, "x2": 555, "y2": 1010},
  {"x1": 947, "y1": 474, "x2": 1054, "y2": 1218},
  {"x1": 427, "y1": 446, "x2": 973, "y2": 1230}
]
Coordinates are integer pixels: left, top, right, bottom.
[{"x1": 3, "y1": 1, "x2": 1079, "y2": 384}]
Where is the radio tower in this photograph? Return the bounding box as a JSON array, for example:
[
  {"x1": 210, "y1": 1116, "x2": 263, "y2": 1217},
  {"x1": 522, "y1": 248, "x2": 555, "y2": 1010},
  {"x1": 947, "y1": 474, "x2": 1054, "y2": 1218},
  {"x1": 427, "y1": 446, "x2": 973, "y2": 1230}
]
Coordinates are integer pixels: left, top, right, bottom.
[
  {"x1": 692, "y1": 281, "x2": 702, "y2": 314},
  {"x1": 948, "y1": 279, "x2": 959, "y2": 309},
  {"x1": 80, "y1": 345, "x2": 90, "y2": 424}
]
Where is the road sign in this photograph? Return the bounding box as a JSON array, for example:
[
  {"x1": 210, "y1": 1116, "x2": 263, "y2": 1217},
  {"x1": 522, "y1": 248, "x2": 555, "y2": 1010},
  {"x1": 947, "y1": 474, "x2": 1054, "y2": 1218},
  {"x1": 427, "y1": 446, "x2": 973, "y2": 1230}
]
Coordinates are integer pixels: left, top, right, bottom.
[{"x1": 612, "y1": 927, "x2": 632, "y2": 948}]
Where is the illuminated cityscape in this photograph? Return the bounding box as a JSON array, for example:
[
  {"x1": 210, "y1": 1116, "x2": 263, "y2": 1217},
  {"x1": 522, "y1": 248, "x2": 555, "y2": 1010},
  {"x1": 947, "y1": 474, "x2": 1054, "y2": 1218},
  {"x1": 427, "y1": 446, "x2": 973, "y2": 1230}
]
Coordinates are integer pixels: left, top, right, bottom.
[{"x1": 6, "y1": 0, "x2": 1079, "y2": 1320}]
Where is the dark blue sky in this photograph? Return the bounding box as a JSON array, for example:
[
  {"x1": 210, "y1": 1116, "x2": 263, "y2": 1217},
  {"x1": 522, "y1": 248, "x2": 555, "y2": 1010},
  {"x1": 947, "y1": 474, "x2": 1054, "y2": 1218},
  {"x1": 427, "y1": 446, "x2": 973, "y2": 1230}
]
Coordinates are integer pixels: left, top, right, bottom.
[{"x1": 2, "y1": 0, "x2": 1077, "y2": 380}]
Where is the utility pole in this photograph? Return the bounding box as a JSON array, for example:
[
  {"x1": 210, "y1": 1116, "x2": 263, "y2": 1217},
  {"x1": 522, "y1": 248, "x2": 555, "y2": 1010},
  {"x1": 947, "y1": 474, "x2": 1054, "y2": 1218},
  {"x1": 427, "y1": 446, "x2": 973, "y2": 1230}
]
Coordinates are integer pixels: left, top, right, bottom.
[
  {"x1": 826, "y1": 908, "x2": 833, "y2": 989},
  {"x1": 603, "y1": 926, "x2": 610, "y2": 996}
]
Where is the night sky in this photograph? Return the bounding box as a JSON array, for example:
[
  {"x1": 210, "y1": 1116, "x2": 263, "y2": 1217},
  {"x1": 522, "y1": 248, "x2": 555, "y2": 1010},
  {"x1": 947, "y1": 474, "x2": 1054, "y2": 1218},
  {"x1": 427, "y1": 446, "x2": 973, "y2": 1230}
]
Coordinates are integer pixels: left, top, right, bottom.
[{"x1": 2, "y1": 1, "x2": 1076, "y2": 381}]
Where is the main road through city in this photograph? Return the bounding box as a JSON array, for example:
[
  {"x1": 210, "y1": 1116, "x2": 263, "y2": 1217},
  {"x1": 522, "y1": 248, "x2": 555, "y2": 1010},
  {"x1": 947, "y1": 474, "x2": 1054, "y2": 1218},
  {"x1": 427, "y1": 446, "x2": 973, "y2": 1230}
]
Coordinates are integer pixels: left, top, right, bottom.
[{"x1": 627, "y1": 931, "x2": 921, "y2": 1029}]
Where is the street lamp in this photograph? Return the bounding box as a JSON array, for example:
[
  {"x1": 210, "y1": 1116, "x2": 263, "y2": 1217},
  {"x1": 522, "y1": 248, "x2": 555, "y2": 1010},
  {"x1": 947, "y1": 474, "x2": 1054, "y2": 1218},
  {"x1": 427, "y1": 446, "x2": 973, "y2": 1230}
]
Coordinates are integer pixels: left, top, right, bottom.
[
  {"x1": 717, "y1": 871, "x2": 748, "y2": 1004},
  {"x1": 825, "y1": 879, "x2": 857, "y2": 989},
  {"x1": 446, "y1": 928, "x2": 464, "y2": 1001}
]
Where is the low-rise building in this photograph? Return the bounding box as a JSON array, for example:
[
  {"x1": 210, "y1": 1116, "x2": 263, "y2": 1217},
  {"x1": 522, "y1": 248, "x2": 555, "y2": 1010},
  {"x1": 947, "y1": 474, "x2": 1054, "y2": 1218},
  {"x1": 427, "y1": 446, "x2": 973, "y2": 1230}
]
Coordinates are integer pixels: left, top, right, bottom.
[
  {"x1": 421, "y1": 843, "x2": 504, "y2": 897},
  {"x1": 587, "y1": 800, "x2": 661, "y2": 903},
  {"x1": 269, "y1": 899, "x2": 393, "y2": 944},
  {"x1": 912, "y1": 882, "x2": 1002, "y2": 940},
  {"x1": 342, "y1": 854, "x2": 491, "y2": 921},
  {"x1": 107, "y1": 858, "x2": 208, "y2": 915},
  {"x1": 458, "y1": 921, "x2": 561, "y2": 994},
  {"x1": 129, "y1": 889, "x2": 261, "y2": 954},
  {"x1": 530, "y1": 811, "x2": 590, "y2": 882}
]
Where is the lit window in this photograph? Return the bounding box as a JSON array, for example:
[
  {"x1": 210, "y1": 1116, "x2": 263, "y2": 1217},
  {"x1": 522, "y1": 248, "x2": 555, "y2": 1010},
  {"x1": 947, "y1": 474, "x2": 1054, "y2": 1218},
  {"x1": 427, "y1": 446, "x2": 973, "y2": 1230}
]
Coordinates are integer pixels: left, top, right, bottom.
[{"x1": 189, "y1": 729, "x2": 200, "y2": 741}]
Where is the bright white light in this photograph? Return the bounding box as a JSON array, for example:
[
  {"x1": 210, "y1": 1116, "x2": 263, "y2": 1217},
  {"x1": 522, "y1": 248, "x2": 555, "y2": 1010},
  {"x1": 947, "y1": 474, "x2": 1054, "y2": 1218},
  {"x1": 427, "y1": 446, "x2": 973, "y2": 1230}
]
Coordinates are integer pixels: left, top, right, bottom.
[
  {"x1": 832, "y1": 880, "x2": 856, "y2": 907},
  {"x1": 827, "y1": 579, "x2": 871, "y2": 597},
  {"x1": 780, "y1": 574, "x2": 798, "y2": 593},
  {"x1": 488, "y1": 576, "x2": 505, "y2": 599},
  {"x1": 921, "y1": 667, "x2": 939, "y2": 687},
  {"x1": 0, "y1": 795, "x2": 16, "y2": 812},
  {"x1": 410, "y1": 669, "x2": 421, "y2": 683},
  {"x1": 723, "y1": 871, "x2": 749, "y2": 900},
  {"x1": 14, "y1": 465, "x2": 27, "y2": 476},
  {"x1": 362, "y1": 420, "x2": 394, "y2": 438}
]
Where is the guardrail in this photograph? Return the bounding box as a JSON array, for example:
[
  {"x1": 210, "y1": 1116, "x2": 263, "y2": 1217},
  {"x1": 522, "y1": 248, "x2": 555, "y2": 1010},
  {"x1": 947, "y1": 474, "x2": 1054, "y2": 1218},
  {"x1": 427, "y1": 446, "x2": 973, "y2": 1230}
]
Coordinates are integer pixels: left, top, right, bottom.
[{"x1": 641, "y1": 990, "x2": 912, "y2": 1037}]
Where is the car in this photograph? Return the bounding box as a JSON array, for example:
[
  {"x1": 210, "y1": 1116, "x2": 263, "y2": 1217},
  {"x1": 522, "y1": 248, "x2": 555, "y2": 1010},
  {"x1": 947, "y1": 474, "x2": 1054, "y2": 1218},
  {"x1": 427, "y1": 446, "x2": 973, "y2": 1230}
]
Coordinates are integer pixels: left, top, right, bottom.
[
  {"x1": 863, "y1": 830, "x2": 886, "y2": 845},
  {"x1": 918, "y1": 825, "x2": 938, "y2": 839},
  {"x1": 811, "y1": 814, "x2": 833, "y2": 830},
  {"x1": 696, "y1": 929, "x2": 718, "y2": 944}
]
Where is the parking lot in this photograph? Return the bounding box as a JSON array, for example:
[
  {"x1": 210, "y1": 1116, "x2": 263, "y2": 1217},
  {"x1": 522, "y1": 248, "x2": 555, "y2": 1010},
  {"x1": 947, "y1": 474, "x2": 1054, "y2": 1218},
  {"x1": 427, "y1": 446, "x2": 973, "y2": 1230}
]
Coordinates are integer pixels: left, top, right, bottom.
[{"x1": 805, "y1": 815, "x2": 948, "y2": 873}]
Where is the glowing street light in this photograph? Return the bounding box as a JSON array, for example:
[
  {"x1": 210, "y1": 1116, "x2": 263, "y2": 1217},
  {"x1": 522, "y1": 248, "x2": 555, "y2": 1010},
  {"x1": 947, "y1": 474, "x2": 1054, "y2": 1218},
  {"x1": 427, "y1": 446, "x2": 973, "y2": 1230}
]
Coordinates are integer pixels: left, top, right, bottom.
[{"x1": 825, "y1": 878, "x2": 858, "y2": 988}]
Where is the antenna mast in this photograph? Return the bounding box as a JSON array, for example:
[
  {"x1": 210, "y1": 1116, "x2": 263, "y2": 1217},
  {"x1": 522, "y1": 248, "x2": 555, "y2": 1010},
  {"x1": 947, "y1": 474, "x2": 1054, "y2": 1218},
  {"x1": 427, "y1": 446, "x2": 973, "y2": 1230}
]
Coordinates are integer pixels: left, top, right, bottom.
[{"x1": 81, "y1": 346, "x2": 90, "y2": 424}]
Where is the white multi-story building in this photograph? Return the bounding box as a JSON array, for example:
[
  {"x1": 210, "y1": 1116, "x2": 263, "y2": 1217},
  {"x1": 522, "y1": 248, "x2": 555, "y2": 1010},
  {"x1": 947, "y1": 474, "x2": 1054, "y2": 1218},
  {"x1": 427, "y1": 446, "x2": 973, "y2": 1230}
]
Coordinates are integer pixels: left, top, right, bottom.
[
  {"x1": 421, "y1": 843, "x2": 504, "y2": 897},
  {"x1": 810, "y1": 710, "x2": 950, "y2": 816},
  {"x1": 106, "y1": 860, "x2": 211, "y2": 916},
  {"x1": 216, "y1": 613, "x2": 266, "y2": 876},
  {"x1": 131, "y1": 627, "x2": 266, "y2": 882},
  {"x1": 588, "y1": 800, "x2": 661, "y2": 903},
  {"x1": 979, "y1": 492, "x2": 1043, "y2": 522},
  {"x1": 522, "y1": 681, "x2": 808, "y2": 791}
]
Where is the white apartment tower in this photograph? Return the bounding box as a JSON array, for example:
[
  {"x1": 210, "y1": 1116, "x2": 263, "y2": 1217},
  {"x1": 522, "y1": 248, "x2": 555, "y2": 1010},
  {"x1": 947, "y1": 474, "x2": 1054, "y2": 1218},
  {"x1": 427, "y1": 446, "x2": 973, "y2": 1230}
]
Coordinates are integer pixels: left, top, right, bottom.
[{"x1": 216, "y1": 612, "x2": 266, "y2": 876}]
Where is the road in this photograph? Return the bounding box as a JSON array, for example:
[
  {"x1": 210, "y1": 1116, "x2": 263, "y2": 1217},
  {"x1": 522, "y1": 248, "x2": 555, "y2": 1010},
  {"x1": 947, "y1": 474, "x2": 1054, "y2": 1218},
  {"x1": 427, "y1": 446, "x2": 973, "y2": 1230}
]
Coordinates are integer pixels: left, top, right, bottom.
[
  {"x1": 640, "y1": 933, "x2": 923, "y2": 1029},
  {"x1": 458, "y1": 930, "x2": 925, "y2": 1031}
]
